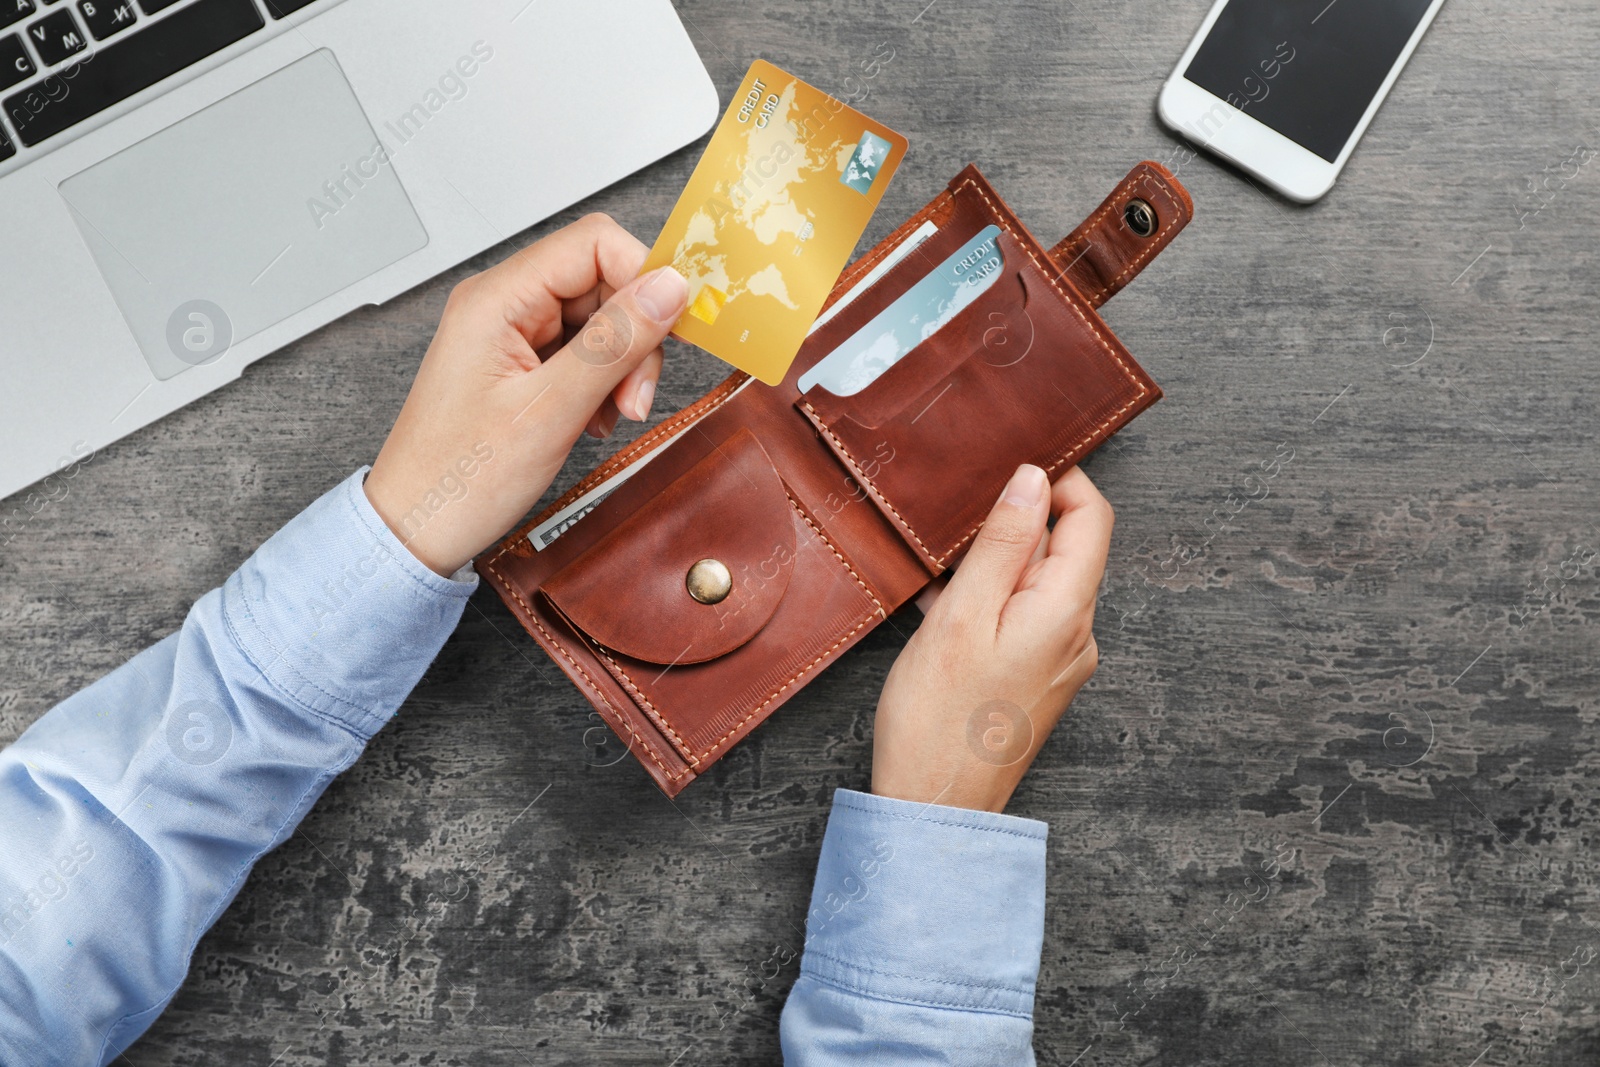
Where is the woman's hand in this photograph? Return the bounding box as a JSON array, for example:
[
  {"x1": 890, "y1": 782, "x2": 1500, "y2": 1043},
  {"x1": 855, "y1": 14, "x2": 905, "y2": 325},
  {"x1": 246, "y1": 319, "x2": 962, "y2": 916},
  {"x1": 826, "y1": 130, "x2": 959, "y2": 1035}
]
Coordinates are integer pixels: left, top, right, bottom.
[
  {"x1": 364, "y1": 214, "x2": 688, "y2": 576},
  {"x1": 872, "y1": 464, "x2": 1113, "y2": 813}
]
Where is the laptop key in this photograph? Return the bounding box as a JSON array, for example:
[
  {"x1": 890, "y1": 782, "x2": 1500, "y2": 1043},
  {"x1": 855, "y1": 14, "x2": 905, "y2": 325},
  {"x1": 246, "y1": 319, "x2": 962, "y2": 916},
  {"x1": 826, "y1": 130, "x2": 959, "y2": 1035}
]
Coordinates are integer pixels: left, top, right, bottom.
[
  {"x1": 136, "y1": 0, "x2": 180, "y2": 12},
  {"x1": 4, "y1": 0, "x2": 263, "y2": 146},
  {"x1": 1, "y1": 0, "x2": 33, "y2": 31},
  {"x1": 0, "y1": 121, "x2": 13, "y2": 160},
  {"x1": 77, "y1": 0, "x2": 134, "y2": 39},
  {"x1": 263, "y1": 0, "x2": 320, "y2": 17},
  {"x1": 27, "y1": 9, "x2": 85, "y2": 64},
  {"x1": 0, "y1": 32, "x2": 35, "y2": 89}
]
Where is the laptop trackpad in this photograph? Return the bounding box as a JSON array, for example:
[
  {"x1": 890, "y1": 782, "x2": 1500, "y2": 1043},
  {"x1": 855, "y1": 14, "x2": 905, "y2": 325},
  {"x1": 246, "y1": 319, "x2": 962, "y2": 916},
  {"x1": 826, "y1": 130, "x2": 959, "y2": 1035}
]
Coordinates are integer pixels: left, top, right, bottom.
[{"x1": 59, "y1": 50, "x2": 429, "y2": 380}]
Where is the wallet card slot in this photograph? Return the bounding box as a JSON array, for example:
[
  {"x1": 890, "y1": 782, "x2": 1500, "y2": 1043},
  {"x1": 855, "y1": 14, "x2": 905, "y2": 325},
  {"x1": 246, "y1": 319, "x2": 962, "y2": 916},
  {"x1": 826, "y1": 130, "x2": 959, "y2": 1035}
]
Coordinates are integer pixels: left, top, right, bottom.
[
  {"x1": 799, "y1": 232, "x2": 1031, "y2": 430},
  {"x1": 785, "y1": 191, "x2": 997, "y2": 391},
  {"x1": 507, "y1": 371, "x2": 754, "y2": 558},
  {"x1": 796, "y1": 184, "x2": 1160, "y2": 573}
]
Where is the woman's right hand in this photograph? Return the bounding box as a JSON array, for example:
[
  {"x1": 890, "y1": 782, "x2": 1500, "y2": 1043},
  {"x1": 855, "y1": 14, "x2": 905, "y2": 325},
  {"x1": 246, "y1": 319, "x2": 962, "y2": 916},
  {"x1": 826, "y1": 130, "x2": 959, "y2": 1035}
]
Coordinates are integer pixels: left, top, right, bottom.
[
  {"x1": 871, "y1": 464, "x2": 1113, "y2": 813},
  {"x1": 363, "y1": 213, "x2": 688, "y2": 578}
]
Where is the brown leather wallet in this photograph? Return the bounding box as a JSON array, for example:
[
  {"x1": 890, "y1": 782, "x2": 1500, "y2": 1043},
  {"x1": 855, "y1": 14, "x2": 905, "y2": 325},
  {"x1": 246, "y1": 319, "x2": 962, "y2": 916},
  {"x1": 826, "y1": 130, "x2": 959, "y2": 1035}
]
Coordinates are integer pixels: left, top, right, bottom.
[{"x1": 479, "y1": 161, "x2": 1193, "y2": 796}]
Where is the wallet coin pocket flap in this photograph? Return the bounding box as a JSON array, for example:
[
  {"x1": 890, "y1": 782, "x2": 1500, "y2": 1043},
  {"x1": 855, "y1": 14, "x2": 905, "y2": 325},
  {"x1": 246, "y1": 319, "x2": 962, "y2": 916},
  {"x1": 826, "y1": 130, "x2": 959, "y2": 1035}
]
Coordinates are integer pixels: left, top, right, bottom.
[{"x1": 542, "y1": 428, "x2": 797, "y2": 665}]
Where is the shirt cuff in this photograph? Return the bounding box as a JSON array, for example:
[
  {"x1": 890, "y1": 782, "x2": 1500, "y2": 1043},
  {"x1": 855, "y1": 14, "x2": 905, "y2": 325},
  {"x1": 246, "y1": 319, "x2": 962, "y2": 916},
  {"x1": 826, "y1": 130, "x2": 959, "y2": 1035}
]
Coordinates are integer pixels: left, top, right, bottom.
[
  {"x1": 799, "y1": 788, "x2": 1047, "y2": 1018},
  {"x1": 219, "y1": 467, "x2": 476, "y2": 739}
]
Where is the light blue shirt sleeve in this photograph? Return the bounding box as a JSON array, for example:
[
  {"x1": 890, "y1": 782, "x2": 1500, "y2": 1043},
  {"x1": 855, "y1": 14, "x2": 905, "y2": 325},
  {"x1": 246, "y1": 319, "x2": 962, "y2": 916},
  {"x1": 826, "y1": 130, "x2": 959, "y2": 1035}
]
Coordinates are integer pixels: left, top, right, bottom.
[
  {"x1": 0, "y1": 469, "x2": 475, "y2": 1066},
  {"x1": 780, "y1": 788, "x2": 1047, "y2": 1064},
  {"x1": 0, "y1": 468, "x2": 1050, "y2": 1065}
]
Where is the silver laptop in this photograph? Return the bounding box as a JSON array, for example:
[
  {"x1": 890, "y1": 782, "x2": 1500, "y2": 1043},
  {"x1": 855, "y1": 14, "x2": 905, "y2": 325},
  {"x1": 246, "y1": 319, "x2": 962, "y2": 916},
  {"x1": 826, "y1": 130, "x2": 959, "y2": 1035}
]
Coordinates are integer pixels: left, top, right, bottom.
[{"x1": 0, "y1": 0, "x2": 717, "y2": 502}]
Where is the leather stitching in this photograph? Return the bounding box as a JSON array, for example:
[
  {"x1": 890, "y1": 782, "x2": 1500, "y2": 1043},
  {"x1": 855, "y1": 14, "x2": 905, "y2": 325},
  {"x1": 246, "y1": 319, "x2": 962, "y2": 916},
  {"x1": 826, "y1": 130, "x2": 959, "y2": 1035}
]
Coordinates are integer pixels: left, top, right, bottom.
[
  {"x1": 589, "y1": 489, "x2": 883, "y2": 767},
  {"x1": 559, "y1": 373, "x2": 746, "y2": 507},
  {"x1": 798, "y1": 398, "x2": 935, "y2": 562},
  {"x1": 484, "y1": 371, "x2": 748, "y2": 568},
  {"x1": 1051, "y1": 167, "x2": 1182, "y2": 305},
  {"x1": 787, "y1": 489, "x2": 886, "y2": 621},
  {"x1": 535, "y1": 613, "x2": 685, "y2": 780},
  {"x1": 479, "y1": 168, "x2": 1171, "y2": 785},
  {"x1": 1086, "y1": 173, "x2": 1179, "y2": 302},
  {"x1": 697, "y1": 611, "x2": 877, "y2": 765},
  {"x1": 482, "y1": 555, "x2": 686, "y2": 781},
  {"x1": 478, "y1": 255, "x2": 903, "y2": 781},
  {"x1": 802, "y1": 174, "x2": 1150, "y2": 569},
  {"x1": 485, "y1": 181, "x2": 956, "y2": 572},
  {"x1": 1055, "y1": 185, "x2": 1124, "y2": 296},
  {"x1": 594, "y1": 647, "x2": 703, "y2": 766},
  {"x1": 532, "y1": 614, "x2": 680, "y2": 776}
]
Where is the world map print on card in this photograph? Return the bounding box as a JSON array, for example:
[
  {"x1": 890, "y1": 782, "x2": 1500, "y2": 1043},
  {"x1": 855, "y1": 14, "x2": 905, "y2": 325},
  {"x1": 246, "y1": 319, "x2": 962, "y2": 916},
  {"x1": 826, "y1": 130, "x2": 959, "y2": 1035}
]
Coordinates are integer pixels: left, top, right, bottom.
[{"x1": 641, "y1": 60, "x2": 908, "y2": 385}]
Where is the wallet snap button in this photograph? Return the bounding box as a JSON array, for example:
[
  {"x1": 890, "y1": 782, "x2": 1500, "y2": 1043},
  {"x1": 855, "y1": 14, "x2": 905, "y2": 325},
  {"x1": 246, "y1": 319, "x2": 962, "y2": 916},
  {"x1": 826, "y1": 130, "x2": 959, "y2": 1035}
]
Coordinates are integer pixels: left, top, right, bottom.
[
  {"x1": 1124, "y1": 198, "x2": 1157, "y2": 238},
  {"x1": 686, "y1": 558, "x2": 733, "y2": 605}
]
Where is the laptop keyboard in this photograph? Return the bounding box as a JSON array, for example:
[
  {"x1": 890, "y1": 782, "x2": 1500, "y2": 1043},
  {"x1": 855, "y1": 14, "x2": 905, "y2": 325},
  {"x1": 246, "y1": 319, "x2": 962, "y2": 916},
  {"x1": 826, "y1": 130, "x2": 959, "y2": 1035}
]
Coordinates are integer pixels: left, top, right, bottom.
[{"x1": 0, "y1": 0, "x2": 326, "y2": 163}]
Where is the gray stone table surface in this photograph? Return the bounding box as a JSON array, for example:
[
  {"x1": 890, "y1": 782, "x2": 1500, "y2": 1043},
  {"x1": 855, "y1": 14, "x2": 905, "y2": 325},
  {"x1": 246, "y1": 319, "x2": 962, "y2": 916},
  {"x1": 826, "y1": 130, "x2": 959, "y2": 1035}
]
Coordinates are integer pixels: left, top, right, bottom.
[{"x1": 4, "y1": 0, "x2": 1598, "y2": 1064}]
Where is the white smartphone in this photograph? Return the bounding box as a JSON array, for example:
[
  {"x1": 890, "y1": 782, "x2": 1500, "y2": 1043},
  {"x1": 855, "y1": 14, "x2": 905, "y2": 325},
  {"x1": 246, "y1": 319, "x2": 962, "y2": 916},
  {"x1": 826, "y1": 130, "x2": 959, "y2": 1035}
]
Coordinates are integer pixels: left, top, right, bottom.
[{"x1": 1158, "y1": 0, "x2": 1448, "y2": 202}]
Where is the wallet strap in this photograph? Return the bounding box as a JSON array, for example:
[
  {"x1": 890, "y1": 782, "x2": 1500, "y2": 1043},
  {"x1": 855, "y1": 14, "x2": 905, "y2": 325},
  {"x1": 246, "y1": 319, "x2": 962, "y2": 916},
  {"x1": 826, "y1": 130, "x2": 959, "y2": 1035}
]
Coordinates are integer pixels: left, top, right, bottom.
[{"x1": 1048, "y1": 161, "x2": 1194, "y2": 309}]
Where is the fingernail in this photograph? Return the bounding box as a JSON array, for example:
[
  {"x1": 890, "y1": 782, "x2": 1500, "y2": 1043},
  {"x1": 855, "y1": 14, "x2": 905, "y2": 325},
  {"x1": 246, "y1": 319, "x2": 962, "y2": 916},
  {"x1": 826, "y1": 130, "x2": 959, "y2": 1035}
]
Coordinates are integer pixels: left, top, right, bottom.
[
  {"x1": 634, "y1": 267, "x2": 689, "y2": 324},
  {"x1": 1002, "y1": 464, "x2": 1047, "y2": 508},
  {"x1": 631, "y1": 378, "x2": 656, "y2": 421}
]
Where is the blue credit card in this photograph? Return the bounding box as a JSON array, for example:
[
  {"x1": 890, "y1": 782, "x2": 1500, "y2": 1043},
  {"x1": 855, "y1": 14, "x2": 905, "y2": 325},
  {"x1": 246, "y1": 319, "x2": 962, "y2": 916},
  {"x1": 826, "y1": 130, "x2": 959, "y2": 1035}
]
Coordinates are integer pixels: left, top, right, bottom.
[{"x1": 799, "y1": 224, "x2": 1004, "y2": 396}]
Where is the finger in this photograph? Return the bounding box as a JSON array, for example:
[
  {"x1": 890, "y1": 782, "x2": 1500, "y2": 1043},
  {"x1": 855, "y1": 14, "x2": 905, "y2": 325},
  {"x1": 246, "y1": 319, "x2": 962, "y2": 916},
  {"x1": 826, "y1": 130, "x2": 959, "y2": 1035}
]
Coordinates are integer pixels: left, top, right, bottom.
[
  {"x1": 1029, "y1": 519, "x2": 1050, "y2": 567},
  {"x1": 538, "y1": 267, "x2": 688, "y2": 431},
  {"x1": 937, "y1": 464, "x2": 1050, "y2": 622},
  {"x1": 1011, "y1": 467, "x2": 1115, "y2": 624},
  {"x1": 914, "y1": 575, "x2": 948, "y2": 615},
  {"x1": 919, "y1": 518, "x2": 1044, "y2": 614},
  {"x1": 922, "y1": 488, "x2": 1047, "y2": 614},
  {"x1": 473, "y1": 214, "x2": 649, "y2": 344},
  {"x1": 535, "y1": 278, "x2": 626, "y2": 362},
  {"x1": 1044, "y1": 467, "x2": 1115, "y2": 595},
  {"x1": 611, "y1": 347, "x2": 663, "y2": 422},
  {"x1": 559, "y1": 281, "x2": 611, "y2": 333},
  {"x1": 586, "y1": 396, "x2": 621, "y2": 439},
  {"x1": 535, "y1": 334, "x2": 564, "y2": 362},
  {"x1": 530, "y1": 283, "x2": 604, "y2": 354}
]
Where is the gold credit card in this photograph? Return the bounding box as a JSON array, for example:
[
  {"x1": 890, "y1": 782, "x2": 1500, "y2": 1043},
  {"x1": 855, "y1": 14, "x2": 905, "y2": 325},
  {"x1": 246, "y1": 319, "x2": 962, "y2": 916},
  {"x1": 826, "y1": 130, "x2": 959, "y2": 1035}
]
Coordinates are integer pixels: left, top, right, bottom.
[{"x1": 641, "y1": 60, "x2": 909, "y2": 386}]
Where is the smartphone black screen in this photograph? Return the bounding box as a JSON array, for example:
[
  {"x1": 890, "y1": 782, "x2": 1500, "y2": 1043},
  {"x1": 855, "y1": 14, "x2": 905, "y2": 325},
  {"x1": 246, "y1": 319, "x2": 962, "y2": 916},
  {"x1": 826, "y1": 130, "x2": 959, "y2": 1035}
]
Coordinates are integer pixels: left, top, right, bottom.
[{"x1": 1183, "y1": 0, "x2": 1434, "y2": 162}]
